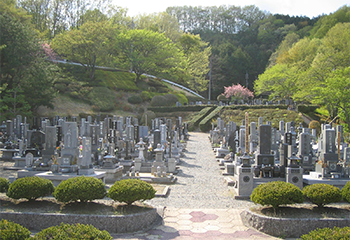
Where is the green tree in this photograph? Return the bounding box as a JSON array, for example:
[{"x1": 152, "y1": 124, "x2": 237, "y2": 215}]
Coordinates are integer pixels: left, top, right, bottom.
[
  {"x1": 179, "y1": 33, "x2": 211, "y2": 93},
  {"x1": 0, "y1": 0, "x2": 57, "y2": 119},
  {"x1": 313, "y1": 67, "x2": 350, "y2": 131},
  {"x1": 51, "y1": 21, "x2": 117, "y2": 80},
  {"x1": 254, "y1": 64, "x2": 297, "y2": 100},
  {"x1": 115, "y1": 29, "x2": 186, "y2": 82},
  {"x1": 134, "y1": 12, "x2": 183, "y2": 42}
]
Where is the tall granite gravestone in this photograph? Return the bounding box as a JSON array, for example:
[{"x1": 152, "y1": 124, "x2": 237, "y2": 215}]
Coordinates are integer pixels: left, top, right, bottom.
[
  {"x1": 254, "y1": 124, "x2": 275, "y2": 177},
  {"x1": 58, "y1": 122, "x2": 79, "y2": 169},
  {"x1": 78, "y1": 137, "x2": 94, "y2": 175},
  {"x1": 298, "y1": 132, "x2": 313, "y2": 173},
  {"x1": 41, "y1": 126, "x2": 57, "y2": 165}
]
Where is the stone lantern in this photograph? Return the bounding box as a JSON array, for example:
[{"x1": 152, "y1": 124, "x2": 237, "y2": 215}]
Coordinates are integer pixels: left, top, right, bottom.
[
  {"x1": 288, "y1": 153, "x2": 300, "y2": 168},
  {"x1": 241, "y1": 152, "x2": 252, "y2": 167}
]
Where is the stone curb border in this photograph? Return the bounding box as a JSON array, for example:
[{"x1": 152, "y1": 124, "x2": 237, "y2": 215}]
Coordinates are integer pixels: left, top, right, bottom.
[
  {"x1": 240, "y1": 209, "x2": 350, "y2": 238},
  {"x1": 0, "y1": 207, "x2": 164, "y2": 234}
]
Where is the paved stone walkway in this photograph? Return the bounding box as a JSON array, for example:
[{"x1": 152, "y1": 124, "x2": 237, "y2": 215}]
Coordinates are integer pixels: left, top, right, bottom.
[{"x1": 110, "y1": 132, "x2": 281, "y2": 240}]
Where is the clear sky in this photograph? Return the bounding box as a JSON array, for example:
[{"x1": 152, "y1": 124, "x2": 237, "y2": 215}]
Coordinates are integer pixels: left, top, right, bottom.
[{"x1": 115, "y1": 0, "x2": 349, "y2": 18}]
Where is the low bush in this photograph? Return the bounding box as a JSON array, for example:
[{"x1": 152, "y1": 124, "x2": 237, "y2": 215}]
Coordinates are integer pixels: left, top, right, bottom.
[
  {"x1": 33, "y1": 223, "x2": 112, "y2": 240},
  {"x1": 150, "y1": 95, "x2": 167, "y2": 107},
  {"x1": 342, "y1": 181, "x2": 350, "y2": 202},
  {"x1": 87, "y1": 87, "x2": 116, "y2": 112},
  {"x1": 0, "y1": 219, "x2": 31, "y2": 240},
  {"x1": 0, "y1": 177, "x2": 10, "y2": 193},
  {"x1": 174, "y1": 93, "x2": 188, "y2": 105},
  {"x1": 250, "y1": 181, "x2": 304, "y2": 209},
  {"x1": 303, "y1": 184, "x2": 342, "y2": 207},
  {"x1": 163, "y1": 94, "x2": 179, "y2": 106},
  {"x1": 308, "y1": 120, "x2": 321, "y2": 136},
  {"x1": 141, "y1": 91, "x2": 152, "y2": 101},
  {"x1": 6, "y1": 176, "x2": 54, "y2": 201},
  {"x1": 128, "y1": 95, "x2": 143, "y2": 104},
  {"x1": 108, "y1": 179, "x2": 156, "y2": 205},
  {"x1": 54, "y1": 176, "x2": 106, "y2": 203},
  {"x1": 141, "y1": 110, "x2": 156, "y2": 127},
  {"x1": 300, "y1": 226, "x2": 350, "y2": 240}
]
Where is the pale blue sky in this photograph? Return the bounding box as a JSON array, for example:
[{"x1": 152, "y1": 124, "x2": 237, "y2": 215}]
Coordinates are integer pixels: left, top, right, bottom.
[{"x1": 114, "y1": 0, "x2": 349, "y2": 18}]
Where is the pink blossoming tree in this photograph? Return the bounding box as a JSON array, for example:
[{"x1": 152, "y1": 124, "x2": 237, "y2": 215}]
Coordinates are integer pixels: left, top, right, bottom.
[{"x1": 223, "y1": 83, "x2": 254, "y2": 101}]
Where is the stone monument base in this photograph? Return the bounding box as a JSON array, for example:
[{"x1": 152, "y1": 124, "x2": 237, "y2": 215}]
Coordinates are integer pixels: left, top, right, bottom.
[
  {"x1": 94, "y1": 166, "x2": 123, "y2": 183},
  {"x1": 303, "y1": 174, "x2": 350, "y2": 189},
  {"x1": 35, "y1": 171, "x2": 106, "y2": 186}
]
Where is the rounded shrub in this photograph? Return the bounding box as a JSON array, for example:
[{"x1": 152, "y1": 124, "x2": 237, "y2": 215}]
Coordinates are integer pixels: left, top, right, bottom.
[
  {"x1": 0, "y1": 219, "x2": 31, "y2": 240},
  {"x1": 6, "y1": 176, "x2": 54, "y2": 201},
  {"x1": 175, "y1": 93, "x2": 188, "y2": 105},
  {"x1": 141, "y1": 91, "x2": 152, "y2": 101},
  {"x1": 308, "y1": 120, "x2": 321, "y2": 136},
  {"x1": 300, "y1": 226, "x2": 350, "y2": 240},
  {"x1": 303, "y1": 183, "x2": 342, "y2": 207},
  {"x1": 217, "y1": 94, "x2": 227, "y2": 102},
  {"x1": 141, "y1": 110, "x2": 156, "y2": 127},
  {"x1": 250, "y1": 181, "x2": 303, "y2": 209},
  {"x1": 107, "y1": 179, "x2": 156, "y2": 205},
  {"x1": 150, "y1": 95, "x2": 167, "y2": 106},
  {"x1": 0, "y1": 177, "x2": 10, "y2": 193},
  {"x1": 163, "y1": 94, "x2": 178, "y2": 106},
  {"x1": 342, "y1": 181, "x2": 350, "y2": 202},
  {"x1": 54, "y1": 176, "x2": 106, "y2": 203},
  {"x1": 33, "y1": 223, "x2": 112, "y2": 240},
  {"x1": 128, "y1": 95, "x2": 143, "y2": 104}
]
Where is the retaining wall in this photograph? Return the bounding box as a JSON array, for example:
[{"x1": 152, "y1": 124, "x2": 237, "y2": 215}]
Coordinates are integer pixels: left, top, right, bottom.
[
  {"x1": 0, "y1": 207, "x2": 163, "y2": 233},
  {"x1": 240, "y1": 209, "x2": 350, "y2": 238}
]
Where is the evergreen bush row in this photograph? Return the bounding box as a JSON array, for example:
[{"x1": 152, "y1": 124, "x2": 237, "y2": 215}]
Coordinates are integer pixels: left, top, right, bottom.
[
  {"x1": 251, "y1": 181, "x2": 350, "y2": 209},
  {"x1": 1, "y1": 177, "x2": 155, "y2": 205},
  {"x1": 147, "y1": 105, "x2": 208, "y2": 113},
  {"x1": 199, "y1": 106, "x2": 224, "y2": 132},
  {"x1": 187, "y1": 106, "x2": 216, "y2": 131}
]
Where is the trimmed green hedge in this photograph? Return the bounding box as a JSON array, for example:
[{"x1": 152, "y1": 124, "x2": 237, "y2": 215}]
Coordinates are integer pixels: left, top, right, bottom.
[
  {"x1": 0, "y1": 177, "x2": 10, "y2": 193},
  {"x1": 54, "y1": 176, "x2": 106, "y2": 203},
  {"x1": 33, "y1": 223, "x2": 112, "y2": 240},
  {"x1": 300, "y1": 226, "x2": 350, "y2": 240},
  {"x1": 297, "y1": 105, "x2": 319, "y2": 113},
  {"x1": 0, "y1": 219, "x2": 31, "y2": 240},
  {"x1": 227, "y1": 105, "x2": 288, "y2": 110},
  {"x1": 7, "y1": 176, "x2": 55, "y2": 201},
  {"x1": 188, "y1": 106, "x2": 216, "y2": 131},
  {"x1": 147, "y1": 105, "x2": 208, "y2": 113},
  {"x1": 199, "y1": 106, "x2": 224, "y2": 132},
  {"x1": 108, "y1": 179, "x2": 156, "y2": 205},
  {"x1": 303, "y1": 184, "x2": 342, "y2": 207},
  {"x1": 250, "y1": 181, "x2": 304, "y2": 209},
  {"x1": 342, "y1": 181, "x2": 350, "y2": 202}
]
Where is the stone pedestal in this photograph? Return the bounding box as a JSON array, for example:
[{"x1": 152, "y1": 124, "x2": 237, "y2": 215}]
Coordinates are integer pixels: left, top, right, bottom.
[
  {"x1": 78, "y1": 168, "x2": 95, "y2": 175},
  {"x1": 223, "y1": 163, "x2": 235, "y2": 175},
  {"x1": 95, "y1": 166, "x2": 123, "y2": 183},
  {"x1": 134, "y1": 158, "x2": 142, "y2": 172},
  {"x1": 167, "y1": 158, "x2": 176, "y2": 173},
  {"x1": 36, "y1": 171, "x2": 106, "y2": 186},
  {"x1": 286, "y1": 167, "x2": 303, "y2": 189},
  {"x1": 235, "y1": 166, "x2": 254, "y2": 199}
]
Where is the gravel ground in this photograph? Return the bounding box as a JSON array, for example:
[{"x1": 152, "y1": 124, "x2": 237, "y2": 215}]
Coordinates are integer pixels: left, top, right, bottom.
[
  {"x1": 0, "y1": 132, "x2": 255, "y2": 210},
  {"x1": 145, "y1": 132, "x2": 255, "y2": 209}
]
